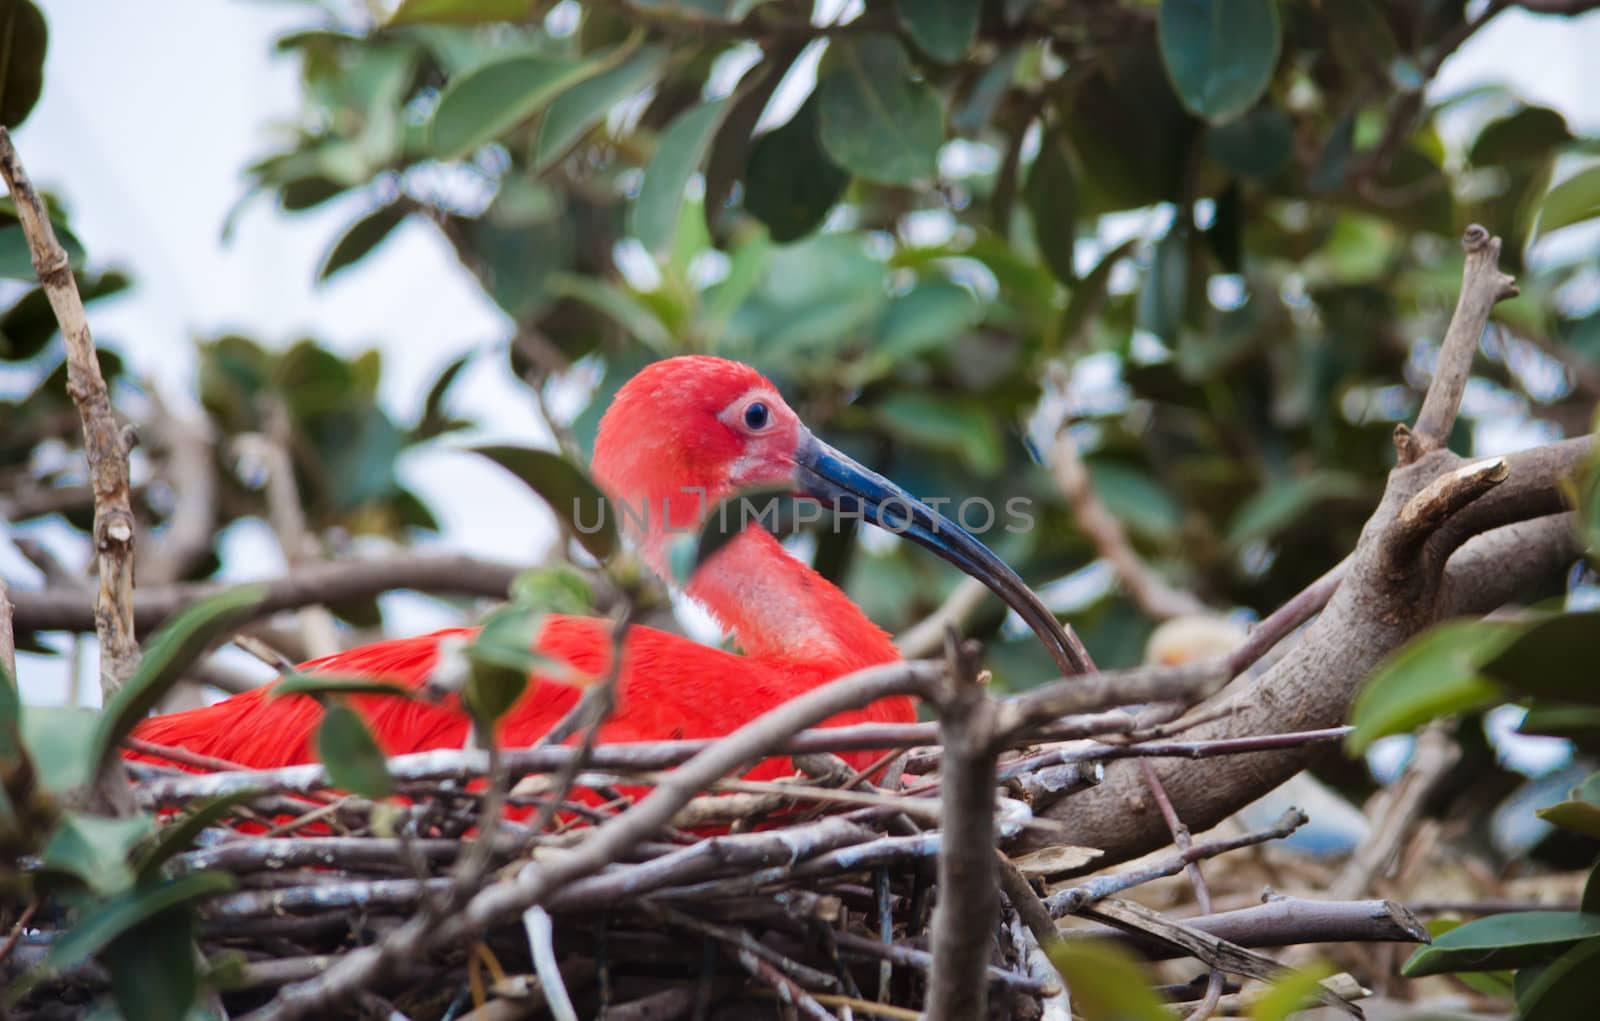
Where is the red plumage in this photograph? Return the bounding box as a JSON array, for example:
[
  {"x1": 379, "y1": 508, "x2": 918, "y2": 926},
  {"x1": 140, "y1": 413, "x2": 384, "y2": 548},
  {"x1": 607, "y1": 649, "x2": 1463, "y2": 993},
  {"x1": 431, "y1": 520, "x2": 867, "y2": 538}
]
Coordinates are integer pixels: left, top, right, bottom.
[{"x1": 130, "y1": 357, "x2": 919, "y2": 780}]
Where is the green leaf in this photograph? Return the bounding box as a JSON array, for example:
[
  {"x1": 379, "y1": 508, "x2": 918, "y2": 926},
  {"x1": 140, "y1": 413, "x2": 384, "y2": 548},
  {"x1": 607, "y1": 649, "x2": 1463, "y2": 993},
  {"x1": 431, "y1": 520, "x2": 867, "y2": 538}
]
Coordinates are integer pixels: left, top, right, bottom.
[
  {"x1": 470, "y1": 444, "x2": 618, "y2": 560},
  {"x1": 1582, "y1": 860, "x2": 1600, "y2": 914},
  {"x1": 1225, "y1": 471, "x2": 1365, "y2": 548},
  {"x1": 876, "y1": 278, "x2": 980, "y2": 360},
  {"x1": 317, "y1": 203, "x2": 409, "y2": 282},
  {"x1": 0, "y1": 200, "x2": 86, "y2": 281},
  {"x1": 1137, "y1": 223, "x2": 1188, "y2": 344},
  {"x1": 510, "y1": 566, "x2": 594, "y2": 615},
  {"x1": 1059, "y1": 238, "x2": 1137, "y2": 348},
  {"x1": 1084, "y1": 459, "x2": 1184, "y2": 543},
  {"x1": 1159, "y1": 0, "x2": 1281, "y2": 124},
  {"x1": 1206, "y1": 105, "x2": 1292, "y2": 180},
  {"x1": 873, "y1": 393, "x2": 1003, "y2": 476},
  {"x1": 94, "y1": 586, "x2": 268, "y2": 776},
  {"x1": 533, "y1": 46, "x2": 665, "y2": 171},
  {"x1": 102, "y1": 906, "x2": 201, "y2": 1021},
  {"x1": 1044, "y1": 939, "x2": 1170, "y2": 1021},
  {"x1": 135, "y1": 792, "x2": 264, "y2": 882},
  {"x1": 1471, "y1": 106, "x2": 1572, "y2": 168},
  {"x1": 389, "y1": 0, "x2": 534, "y2": 25},
  {"x1": 44, "y1": 872, "x2": 235, "y2": 974},
  {"x1": 546, "y1": 273, "x2": 673, "y2": 351},
  {"x1": 1538, "y1": 800, "x2": 1600, "y2": 840},
  {"x1": 432, "y1": 54, "x2": 599, "y2": 160},
  {"x1": 744, "y1": 95, "x2": 850, "y2": 244},
  {"x1": 669, "y1": 484, "x2": 794, "y2": 586},
  {"x1": 1535, "y1": 165, "x2": 1600, "y2": 237},
  {"x1": 897, "y1": 0, "x2": 980, "y2": 63},
  {"x1": 315, "y1": 700, "x2": 393, "y2": 798},
  {"x1": 704, "y1": 47, "x2": 800, "y2": 239},
  {"x1": 1520, "y1": 704, "x2": 1600, "y2": 741},
  {"x1": 1025, "y1": 124, "x2": 1078, "y2": 286},
  {"x1": 465, "y1": 604, "x2": 547, "y2": 723},
  {"x1": 39, "y1": 813, "x2": 155, "y2": 896},
  {"x1": 270, "y1": 673, "x2": 419, "y2": 701},
  {"x1": 628, "y1": 99, "x2": 729, "y2": 254},
  {"x1": 817, "y1": 34, "x2": 944, "y2": 186},
  {"x1": 0, "y1": 0, "x2": 47, "y2": 128},
  {"x1": 1481, "y1": 612, "x2": 1600, "y2": 705},
  {"x1": 1347, "y1": 620, "x2": 1518, "y2": 754},
  {"x1": 1247, "y1": 963, "x2": 1337, "y2": 1021},
  {"x1": 22, "y1": 707, "x2": 99, "y2": 794},
  {"x1": 1402, "y1": 912, "x2": 1600, "y2": 977},
  {"x1": 1517, "y1": 937, "x2": 1600, "y2": 1021}
]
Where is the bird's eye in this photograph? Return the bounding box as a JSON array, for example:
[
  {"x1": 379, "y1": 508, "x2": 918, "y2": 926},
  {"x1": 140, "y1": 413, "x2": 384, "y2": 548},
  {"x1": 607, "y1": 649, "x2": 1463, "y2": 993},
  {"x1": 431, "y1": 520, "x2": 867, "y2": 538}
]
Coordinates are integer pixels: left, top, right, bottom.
[{"x1": 743, "y1": 401, "x2": 770, "y2": 431}]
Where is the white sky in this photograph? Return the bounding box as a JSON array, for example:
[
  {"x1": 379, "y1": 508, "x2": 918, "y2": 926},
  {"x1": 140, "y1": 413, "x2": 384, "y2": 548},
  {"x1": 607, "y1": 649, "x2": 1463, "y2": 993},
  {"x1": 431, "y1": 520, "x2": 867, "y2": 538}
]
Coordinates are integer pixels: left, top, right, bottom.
[{"x1": 4, "y1": 3, "x2": 1599, "y2": 706}]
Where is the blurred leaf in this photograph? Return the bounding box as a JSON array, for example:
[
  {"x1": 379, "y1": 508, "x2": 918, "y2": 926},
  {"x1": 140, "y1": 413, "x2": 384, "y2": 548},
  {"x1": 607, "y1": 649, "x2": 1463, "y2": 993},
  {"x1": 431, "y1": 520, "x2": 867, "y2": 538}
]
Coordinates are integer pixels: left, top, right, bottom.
[
  {"x1": 432, "y1": 54, "x2": 598, "y2": 159},
  {"x1": 533, "y1": 45, "x2": 666, "y2": 171},
  {"x1": 744, "y1": 95, "x2": 849, "y2": 243},
  {"x1": 315, "y1": 700, "x2": 393, "y2": 798},
  {"x1": 0, "y1": 0, "x2": 46, "y2": 128},
  {"x1": 1535, "y1": 165, "x2": 1600, "y2": 237},
  {"x1": 318, "y1": 202, "x2": 409, "y2": 281},
  {"x1": 817, "y1": 34, "x2": 944, "y2": 186},
  {"x1": 629, "y1": 99, "x2": 728, "y2": 254},
  {"x1": 874, "y1": 393, "x2": 1003, "y2": 476},
  {"x1": 1538, "y1": 800, "x2": 1600, "y2": 840},
  {"x1": 44, "y1": 872, "x2": 234, "y2": 974},
  {"x1": 704, "y1": 46, "x2": 800, "y2": 238},
  {"x1": 271, "y1": 673, "x2": 419, "y2": 701},
  {"x1": 1519, "y1": 704, "x2": 1600, "y2": 741},
  {"x1": 102, "y1": 906, "x2": 201, "y2": 1021},
  {"x1": 0, "y1": 200, "x2": 87, "y2": 280},
  {"x1": 1471, "y1": 106, "x2": 1572, "y2": 168},
  {"x1": 93, "y1": 586, "x2": 268, "y2": 776},
  {"x1": 39, "y1": 813, "x2": 154, "y2": 896},
  {"x1": 1517, "y1": 936, "x2": 1600, "y2": 1021},
  {"x1": 464, "y1": 604, "x2": 548, "y2": 722},
  {"x1": 1584, "y1": 861, "x2": 1600, "y2": 914},
  {"x1": 1025, "y1": 124, "x2": 1078, "y2": 286},
  {"x1": 510, "y1": 566, "x2": 593, "y2": 614},
  {"x1": 1159, "y1": 0, "x2": 1280, "y2": 123},
  {"x1": 1045, "y1": 938, "x2": 1169, "y2": 1021},
  {"x1": 1347, "y1": 620, "x2": 1519, "y2": 755},
  {"x1": 1225, "y1": 471, "x2": 1365, "y2": 548},
  {"x1": 1248, "y1": 963, "x2": 1337, "y2": 1021},
  {"x1": 135, "y1": 791, "x2": 265, "y2": 882},
  {"x1": 1063, "y1": 44, "x2": 1195, "y2": 211},
  {"x1": 389, "y1": 0, "x2": 534, "y2": 25},
  {"x1": 471, "y1": 444, "x2": 618, "y2": 559},
  {"x1": 1206, "y1": 105, "x2": 1292, "y2": 180},
  {"x1": 22, "y1": 707, "x2": 98, "y2": 794},
  {"x1": 1207, "y1": 181, "x2": 1243, "y2": 272},
  {"x1": 1137, "y1": 223, "x2": 1188, "y2": 344},
  {"x1": 1059, "y1": 237, "x2": 1137, "y2": 347},
  {"x1": 548, "y1": 273, "x2": 673, "y2": 351},
  {"x1": 1481, "y1": 612, "x2": 1600, "y2": 705},
  {"x1": 413, "y1": 352, "x2": 473, "y2": 441},
  {"x1": 670, "y1": 484, "x2": 793, "y2": 585},
  {"x1": 1403, "y1": 912, "x2": 1600, "y2": 976},
  {"x1": 898, "y1": 0, "x2": 980, "y2": 63},
  {"x1": 877, "y1": 278, "x2": 981, "y2": 360},
  {"x1": 1084, "y1": 458, "x2": 1183, "y2": 543},
  {"x1": 1310, "y1": 114, "x2": 1355, "y2": 192}
]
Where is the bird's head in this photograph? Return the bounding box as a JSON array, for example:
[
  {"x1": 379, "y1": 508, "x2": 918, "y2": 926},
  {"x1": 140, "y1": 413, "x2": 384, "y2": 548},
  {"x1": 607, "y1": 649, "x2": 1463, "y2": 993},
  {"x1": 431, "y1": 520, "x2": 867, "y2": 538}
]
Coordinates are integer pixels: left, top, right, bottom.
[{"x1": 592, "y1": 355, "x2": 1085, "y2": 675}]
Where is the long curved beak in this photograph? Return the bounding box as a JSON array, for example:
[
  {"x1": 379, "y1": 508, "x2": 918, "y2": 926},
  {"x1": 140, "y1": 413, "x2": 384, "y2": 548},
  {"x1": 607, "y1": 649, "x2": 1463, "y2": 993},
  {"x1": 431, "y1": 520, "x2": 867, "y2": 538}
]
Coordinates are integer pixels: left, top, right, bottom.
[{"x1": 795, "y1": 431, "x2": 1088, "y2": 676}]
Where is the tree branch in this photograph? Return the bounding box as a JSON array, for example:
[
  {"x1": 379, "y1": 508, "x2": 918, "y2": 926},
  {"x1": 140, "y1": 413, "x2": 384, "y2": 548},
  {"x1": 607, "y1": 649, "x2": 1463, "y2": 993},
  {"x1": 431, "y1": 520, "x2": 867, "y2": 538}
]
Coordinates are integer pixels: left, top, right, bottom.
[{"x1": 0, "y1": 128, "x2": 139, "y2": 696}]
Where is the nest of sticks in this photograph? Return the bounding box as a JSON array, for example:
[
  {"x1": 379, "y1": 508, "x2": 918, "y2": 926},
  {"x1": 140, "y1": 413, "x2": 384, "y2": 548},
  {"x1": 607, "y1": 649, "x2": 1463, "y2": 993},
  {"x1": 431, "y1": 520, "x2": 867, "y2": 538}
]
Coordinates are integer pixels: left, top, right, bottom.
[{"x1": 0, "y1": 650, "x2": 1438, "y2": 1021}]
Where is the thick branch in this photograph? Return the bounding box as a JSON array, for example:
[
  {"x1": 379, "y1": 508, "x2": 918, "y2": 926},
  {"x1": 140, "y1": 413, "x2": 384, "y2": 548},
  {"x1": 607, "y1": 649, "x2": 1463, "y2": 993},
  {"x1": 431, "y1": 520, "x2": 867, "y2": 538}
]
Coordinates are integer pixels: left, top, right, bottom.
[
  {"x1": 9, "y1": 553, "x2": 523, "y2": 635},
  {"x1": 0, "y1": 128, "x2": 139, "y2": 695},
  {"x1": 1101, "y1": 897, "x2": 1428, "y2": 959}
]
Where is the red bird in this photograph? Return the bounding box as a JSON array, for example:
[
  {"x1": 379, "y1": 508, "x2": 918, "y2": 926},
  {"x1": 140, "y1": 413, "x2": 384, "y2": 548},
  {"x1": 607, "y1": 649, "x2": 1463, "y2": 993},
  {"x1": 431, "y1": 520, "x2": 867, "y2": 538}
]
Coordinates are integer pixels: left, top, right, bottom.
[{"x1": 132, "y1": 357, "x2": 1078, "y2": 779}]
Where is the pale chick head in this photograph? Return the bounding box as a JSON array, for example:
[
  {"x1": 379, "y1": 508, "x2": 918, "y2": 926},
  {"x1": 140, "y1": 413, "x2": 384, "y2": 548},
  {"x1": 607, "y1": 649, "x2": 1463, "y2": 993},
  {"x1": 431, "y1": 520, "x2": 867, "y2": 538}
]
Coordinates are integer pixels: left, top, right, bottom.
[{"x1": 1144, "y1": 614, "x2": 1249, "y2": 667}]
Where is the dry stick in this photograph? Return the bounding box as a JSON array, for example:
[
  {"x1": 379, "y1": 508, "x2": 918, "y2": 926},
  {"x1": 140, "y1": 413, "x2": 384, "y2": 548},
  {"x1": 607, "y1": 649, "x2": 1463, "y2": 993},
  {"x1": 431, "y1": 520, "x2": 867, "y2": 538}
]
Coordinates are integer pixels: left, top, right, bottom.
[
  {"x1": 0, "y1": 578, "x2": 15, "y2": 682},
  {"x1": 830, "y1": 932, "x2": 1047, "y2": 994},
  {"x1": 1328, "y1": 722, "x2": 1460, "y2": 901},
  {"x1": 926, "y1": 639, "x2": 1002, "y2": 1021},
  {"x1": 1137, "y1": 761, "x2": 1222, "y2": 1021},
  {"x1": 247, "y1": 659, "x2": 950, "y2": 1021},
  {"x1": 0, "y1": 128, "x2": 139, "y2": 696},
  {"x1": 1103, "y1": 897, "x2": 1429, "y2": 959},
  {"x1": 894, "y1": 576, "x2": 990, "y2": 660},
  {"x1": 1049, "y1": 429, "x2": 1207, "y2": 621}
]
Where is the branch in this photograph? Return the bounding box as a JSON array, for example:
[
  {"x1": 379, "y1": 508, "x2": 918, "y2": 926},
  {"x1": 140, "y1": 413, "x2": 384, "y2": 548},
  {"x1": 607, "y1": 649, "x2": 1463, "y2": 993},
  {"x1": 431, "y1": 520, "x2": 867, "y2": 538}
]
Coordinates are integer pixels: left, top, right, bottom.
[
  {"x1": 927, "y1": 642, "x2": 1001, "y2": 1021},
  {"x1": 1102, "y1": 897, "x2": 1429, "y2": 959},
  {"x1": 9, "y1": 553, "x2": 523, "y2": 634},
  {"x1": 1329, "y1": 723, "x2": 1459, "y2": 900},
  {"x1": 1404, "y1": 225, "x2": 1520, "y2": 461},
  {"x1": 0, "y1": 128, "x2": 139, "y2": 696},
  {"x1": 0, "y1": 579, "x2": 14, "y2": 682}
]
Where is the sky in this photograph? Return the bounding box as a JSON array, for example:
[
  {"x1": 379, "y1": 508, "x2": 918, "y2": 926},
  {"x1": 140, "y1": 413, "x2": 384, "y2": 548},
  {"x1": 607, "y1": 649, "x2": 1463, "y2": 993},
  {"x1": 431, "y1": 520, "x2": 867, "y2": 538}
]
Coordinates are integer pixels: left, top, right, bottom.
[{"x1": 4, "y1": 1, "x2": 1600, "y2": 710}]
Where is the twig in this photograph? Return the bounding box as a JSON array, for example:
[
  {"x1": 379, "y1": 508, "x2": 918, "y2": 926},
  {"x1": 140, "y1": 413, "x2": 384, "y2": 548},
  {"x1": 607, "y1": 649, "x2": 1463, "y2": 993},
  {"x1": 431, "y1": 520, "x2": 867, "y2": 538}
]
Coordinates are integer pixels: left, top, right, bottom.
[
  {"x1": 1137, "y1": 761, "x2": 1222, "y2": 1021},
  {"x1": 1049, "y1": 429, "x2": 1207, "y2": 621},
  {"x1": 830, "y1": 931, "x2": 1047, "y2": 994},
  {"x1": 894, "y1": 577, "x2": 989, "y2": 660},
  {"x1": 1106, "y1": 897, "x2": 1430, "y2": 958},
  {"x1": 0, "y1": 127, "x2": 139, "y2": 695},
  {"x1": 0, "y1": 578, "x2": 15, "y2": 682},
  {"x1": 523, "y1": 906, "x2": 578, "y2": 1021},
  {"x1": 0, "y1": 902, "x2": 38, "y2": 966},
  {"x1": 1403, "y1": 225, "x2": 1520, "y2": 462}
]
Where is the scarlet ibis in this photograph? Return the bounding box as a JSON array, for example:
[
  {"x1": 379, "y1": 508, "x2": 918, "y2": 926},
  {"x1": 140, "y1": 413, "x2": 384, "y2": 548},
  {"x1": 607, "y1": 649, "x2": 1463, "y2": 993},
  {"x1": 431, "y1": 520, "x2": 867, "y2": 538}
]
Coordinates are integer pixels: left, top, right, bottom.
[{"x1": 132, "y1": 356, "x2": 1080, "y2": 778}]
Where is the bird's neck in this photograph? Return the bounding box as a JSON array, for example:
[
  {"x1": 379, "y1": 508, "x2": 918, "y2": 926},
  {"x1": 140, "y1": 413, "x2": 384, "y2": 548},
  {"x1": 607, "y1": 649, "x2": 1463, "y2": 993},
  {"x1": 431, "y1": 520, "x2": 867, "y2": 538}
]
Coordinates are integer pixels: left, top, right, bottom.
[{"x1": 645, "y1": 526, "x2": 900, "y2": 671}]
